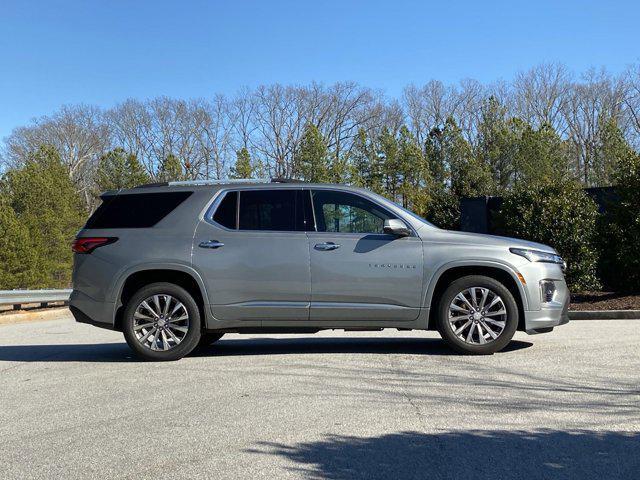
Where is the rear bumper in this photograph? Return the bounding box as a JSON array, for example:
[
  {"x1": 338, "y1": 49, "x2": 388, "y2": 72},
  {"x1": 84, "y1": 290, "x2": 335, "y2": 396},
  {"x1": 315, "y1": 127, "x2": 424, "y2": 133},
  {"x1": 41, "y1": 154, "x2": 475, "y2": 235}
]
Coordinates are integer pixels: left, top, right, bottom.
[{"x1": 69, "y1": 290, "x2": 115, "y2": 330}]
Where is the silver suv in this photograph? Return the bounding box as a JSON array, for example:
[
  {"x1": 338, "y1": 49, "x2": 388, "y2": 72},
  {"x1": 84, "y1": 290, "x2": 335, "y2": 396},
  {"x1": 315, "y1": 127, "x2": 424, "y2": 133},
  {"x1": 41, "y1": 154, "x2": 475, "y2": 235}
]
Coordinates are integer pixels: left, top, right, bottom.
[{"x1": 70, "y1": 180, "x2": 569, "y2": 361}]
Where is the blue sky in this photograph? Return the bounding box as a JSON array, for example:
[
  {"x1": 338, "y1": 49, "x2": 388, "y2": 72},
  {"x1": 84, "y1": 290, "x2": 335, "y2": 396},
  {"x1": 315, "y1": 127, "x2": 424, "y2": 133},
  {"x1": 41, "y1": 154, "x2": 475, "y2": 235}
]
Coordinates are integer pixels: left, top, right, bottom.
[{"x1": 1, "y1": 0, "x2": 639, "y2": 141}]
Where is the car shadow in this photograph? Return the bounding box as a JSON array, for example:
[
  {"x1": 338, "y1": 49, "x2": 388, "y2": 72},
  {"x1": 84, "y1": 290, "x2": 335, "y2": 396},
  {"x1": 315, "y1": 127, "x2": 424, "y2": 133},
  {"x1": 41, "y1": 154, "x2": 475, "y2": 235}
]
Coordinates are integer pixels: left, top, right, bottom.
[
  {"x1": 247, "y1": 430, "x2": 640, "y2": 480},
  {"x1": 0, "y1": 337, "x2": 533, "y2": 363},
  {"x1": 192, "y1": 336, "x2": 533, "y2": 357},
  {"x1": 353, "y1": 234, "x2": 396, "y2": 253},
  {"x1": 0, "y1": 342, "x2": 139, "y2": 363}
]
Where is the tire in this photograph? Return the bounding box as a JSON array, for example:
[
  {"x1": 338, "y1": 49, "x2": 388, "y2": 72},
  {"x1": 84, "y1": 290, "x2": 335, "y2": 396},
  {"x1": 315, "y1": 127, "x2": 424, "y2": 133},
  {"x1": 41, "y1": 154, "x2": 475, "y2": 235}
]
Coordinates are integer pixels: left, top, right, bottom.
[
  {"x1": 436, "y1": 275, "x2": 518, "y2": 355},
  {"x1": 197, "y1": 332, "x2": 224, "y2": 349},
  {"x1": 122, "y1": 282, "x2": 202, "y2": 361}
]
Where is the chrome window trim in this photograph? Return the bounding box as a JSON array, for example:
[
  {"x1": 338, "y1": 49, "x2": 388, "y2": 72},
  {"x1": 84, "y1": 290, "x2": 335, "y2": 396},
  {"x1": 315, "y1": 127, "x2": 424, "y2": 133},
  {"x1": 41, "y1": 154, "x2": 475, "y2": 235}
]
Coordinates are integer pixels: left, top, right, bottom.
[
  {"x1": 202, "y1": 185, "x2": 417, "y2": 237},
  {"x1": 203, "y1": 189, "x2": 237, "y2": 232}
]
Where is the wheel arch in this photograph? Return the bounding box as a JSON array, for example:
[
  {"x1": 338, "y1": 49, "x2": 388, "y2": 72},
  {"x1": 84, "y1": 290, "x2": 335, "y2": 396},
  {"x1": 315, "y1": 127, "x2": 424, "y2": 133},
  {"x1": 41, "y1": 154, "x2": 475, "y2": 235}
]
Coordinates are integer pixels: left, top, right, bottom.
[
  {"x1": 425, "y1": 261, "x2": 528, "y2": 331},
  {"x1": 111, "y1": 264, "x2": 209, "y2": 331}
]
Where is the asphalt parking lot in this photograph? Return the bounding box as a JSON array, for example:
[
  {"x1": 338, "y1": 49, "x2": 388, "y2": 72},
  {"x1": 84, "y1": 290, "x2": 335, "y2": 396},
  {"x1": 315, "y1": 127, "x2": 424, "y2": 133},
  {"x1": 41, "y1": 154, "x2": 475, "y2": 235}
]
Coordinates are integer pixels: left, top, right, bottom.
[{"x1": 1, "y1": 312, "x2": 639, "y2": 480}]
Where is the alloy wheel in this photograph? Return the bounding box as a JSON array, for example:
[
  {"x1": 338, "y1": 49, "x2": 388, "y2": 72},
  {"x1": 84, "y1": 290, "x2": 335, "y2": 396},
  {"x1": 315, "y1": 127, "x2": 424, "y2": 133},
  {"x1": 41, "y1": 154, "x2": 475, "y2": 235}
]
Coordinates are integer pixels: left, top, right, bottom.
[
  {"x1": 133, "y1": 294, "x2": 190, "y2": 351},
  {"x1": 448, "y1": 287, "x2": 507, "y2": 345}
]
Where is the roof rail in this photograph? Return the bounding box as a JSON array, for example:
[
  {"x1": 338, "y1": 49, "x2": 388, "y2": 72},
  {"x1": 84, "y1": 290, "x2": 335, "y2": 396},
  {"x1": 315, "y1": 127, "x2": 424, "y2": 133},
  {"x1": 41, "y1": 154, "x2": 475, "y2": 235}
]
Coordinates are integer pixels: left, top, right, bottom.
[
  {"x1": 134, "y1": 177, "x2": 307, "y2": 189},
  {"x1": 134, "y1": 182, "x2": 170, "y2": 188},
  {"x1": 270, "y1": 177, "x2": 306, "y2": 183},
  {"x1": 167, "y1": 178, "x2": 271, "y2": 186}
]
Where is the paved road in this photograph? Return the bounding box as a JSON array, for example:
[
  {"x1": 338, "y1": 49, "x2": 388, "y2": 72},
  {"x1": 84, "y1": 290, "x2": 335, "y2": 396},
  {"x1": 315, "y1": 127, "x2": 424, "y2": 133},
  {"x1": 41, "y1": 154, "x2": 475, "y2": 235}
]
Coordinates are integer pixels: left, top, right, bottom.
[{"x1": 1, "y1": 312, "x2": 639, "y2": 480}]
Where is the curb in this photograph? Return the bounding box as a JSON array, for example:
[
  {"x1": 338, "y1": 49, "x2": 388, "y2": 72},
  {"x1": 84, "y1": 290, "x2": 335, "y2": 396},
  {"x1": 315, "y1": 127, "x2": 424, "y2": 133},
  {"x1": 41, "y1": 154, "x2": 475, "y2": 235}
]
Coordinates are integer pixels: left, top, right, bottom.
[
  {"x1": 568, "y1": 310, "x2": 640, "y2": 320},
  {"x1": 0, "y1": 307, "x2": 70, "y2": 326}
]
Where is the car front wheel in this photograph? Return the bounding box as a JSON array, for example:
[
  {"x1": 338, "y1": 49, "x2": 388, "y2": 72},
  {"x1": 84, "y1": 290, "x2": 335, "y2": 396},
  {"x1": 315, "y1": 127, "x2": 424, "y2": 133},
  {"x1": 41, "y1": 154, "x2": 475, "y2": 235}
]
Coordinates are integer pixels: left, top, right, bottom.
[
  {"x1": 122, "y1": 282, "x2": 202, "y2": 361},
  {"x1": 436, "y1": 275, "x2": 519, "y2": 355}
]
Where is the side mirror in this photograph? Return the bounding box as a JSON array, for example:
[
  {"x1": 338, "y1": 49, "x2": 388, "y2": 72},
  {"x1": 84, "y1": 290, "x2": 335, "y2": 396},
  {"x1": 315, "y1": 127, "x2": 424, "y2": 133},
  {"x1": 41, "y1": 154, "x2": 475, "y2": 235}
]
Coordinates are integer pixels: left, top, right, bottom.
[{"x1": 383, "y1": 218, "x2": 411, "y2": 237}]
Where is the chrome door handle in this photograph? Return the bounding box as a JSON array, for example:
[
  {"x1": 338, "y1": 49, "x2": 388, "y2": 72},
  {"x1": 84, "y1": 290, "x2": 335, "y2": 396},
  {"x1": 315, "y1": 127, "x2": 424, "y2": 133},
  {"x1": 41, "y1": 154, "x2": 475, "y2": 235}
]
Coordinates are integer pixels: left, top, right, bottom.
[
  {"x1": 314, "y1": 242, "x2": 340, "y2": 251},
  {"x1": 199, "y1": 240, "x2": 225, "y2": 249}
]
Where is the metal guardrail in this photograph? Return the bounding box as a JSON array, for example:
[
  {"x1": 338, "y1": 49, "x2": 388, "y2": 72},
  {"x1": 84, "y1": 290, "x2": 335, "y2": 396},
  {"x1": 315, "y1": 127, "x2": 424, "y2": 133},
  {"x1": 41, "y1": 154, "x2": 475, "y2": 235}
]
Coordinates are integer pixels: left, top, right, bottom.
[{"x1": 0, "y1": 289, "x2": 71, "y2": 309}]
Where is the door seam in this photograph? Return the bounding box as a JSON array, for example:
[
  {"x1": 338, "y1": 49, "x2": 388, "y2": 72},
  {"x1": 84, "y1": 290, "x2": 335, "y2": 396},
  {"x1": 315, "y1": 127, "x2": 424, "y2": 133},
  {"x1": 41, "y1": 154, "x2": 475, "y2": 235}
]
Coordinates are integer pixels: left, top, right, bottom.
[{"x1": 306, "y1": 232, "x2": 312, "y2": 321}]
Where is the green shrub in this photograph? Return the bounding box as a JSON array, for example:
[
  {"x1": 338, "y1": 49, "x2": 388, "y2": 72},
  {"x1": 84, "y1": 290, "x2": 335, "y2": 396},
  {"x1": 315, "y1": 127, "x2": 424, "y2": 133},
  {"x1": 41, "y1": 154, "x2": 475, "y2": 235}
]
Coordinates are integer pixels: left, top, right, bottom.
[
  {"x1": 496, "y1": 181, "x2": 600, "y2": 291},
  {"x1": 423, "y1": 187, "x2": 460, "y2": 230}
]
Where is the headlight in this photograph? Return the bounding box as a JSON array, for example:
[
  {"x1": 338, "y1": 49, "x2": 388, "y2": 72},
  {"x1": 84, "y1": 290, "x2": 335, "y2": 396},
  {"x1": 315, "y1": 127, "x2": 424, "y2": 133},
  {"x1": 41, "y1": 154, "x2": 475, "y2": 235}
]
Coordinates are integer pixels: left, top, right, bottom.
[{"x1": 510, "y1": 247, "x2": 564, "y2": 265}]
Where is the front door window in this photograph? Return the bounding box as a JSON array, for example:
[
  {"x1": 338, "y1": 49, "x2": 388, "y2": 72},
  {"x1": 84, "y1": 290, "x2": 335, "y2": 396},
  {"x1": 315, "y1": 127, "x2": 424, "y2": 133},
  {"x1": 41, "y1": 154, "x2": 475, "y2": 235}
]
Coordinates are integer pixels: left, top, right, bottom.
[{"x1": 311, "y1": 190, "x2": 394, "y2": 234}]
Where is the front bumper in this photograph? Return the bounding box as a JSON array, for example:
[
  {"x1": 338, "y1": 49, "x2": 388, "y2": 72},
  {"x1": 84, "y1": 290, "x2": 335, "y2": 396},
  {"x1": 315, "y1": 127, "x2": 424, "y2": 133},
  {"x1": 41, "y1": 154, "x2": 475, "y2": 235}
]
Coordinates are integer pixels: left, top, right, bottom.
[
  {"x1": 514, "y1": 258, "x2": 570, "y2": 334},
  {"x1": 524, "y1": 296, "x2": 570, "y2": 334}
]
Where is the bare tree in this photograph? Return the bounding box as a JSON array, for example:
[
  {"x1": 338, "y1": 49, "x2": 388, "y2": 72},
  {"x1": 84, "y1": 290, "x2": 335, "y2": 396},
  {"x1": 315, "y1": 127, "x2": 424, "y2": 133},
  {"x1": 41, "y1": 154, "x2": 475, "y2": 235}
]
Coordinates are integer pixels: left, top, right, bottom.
[
  {"x1": 403, "y1": 80, "x2": 458, "y2": 147},
  {"x1": 622, "y1": 65, "x2": 640, "y2": 149},
  {"x1": 453, "y1": 79, "x2": 486, "y2": 146},
  {"x1": 230, "y1": 87, "x2": 257, "y2": 152},
  {"x1": 194, "y1": 95, "x2": 235, "y2": 179},
  {"x1": 109, "y1": 98, "x2": 221, "y2": 180},
  {"x1": 4, "y1": 65, "x2": 640, "y2": 191},
  {"x1": 562, "y1": 68, "x2": 627, "y2": 184},
  {"x1": 108, "y1": 99, "x2": 156, "y2": 175},
  {"x1": 250, "y1": 84, "x2": 306, "y2": 178},
  {"x1": 312, "y1": 82, "x2": 380, "y2": 162},
  {"x1": 4, "y1": 104, "x2": 112, "y2": 205},
  {"x1": 514, "y1": 63, "x2": 572, "y2": 134}
]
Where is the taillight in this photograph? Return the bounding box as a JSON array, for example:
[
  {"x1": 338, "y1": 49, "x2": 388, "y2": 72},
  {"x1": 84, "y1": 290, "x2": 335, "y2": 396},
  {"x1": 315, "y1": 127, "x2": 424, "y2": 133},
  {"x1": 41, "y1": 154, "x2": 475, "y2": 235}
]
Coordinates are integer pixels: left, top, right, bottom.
[{"x1": 72, "y1": 237, "x2": 118, "y2": 254}]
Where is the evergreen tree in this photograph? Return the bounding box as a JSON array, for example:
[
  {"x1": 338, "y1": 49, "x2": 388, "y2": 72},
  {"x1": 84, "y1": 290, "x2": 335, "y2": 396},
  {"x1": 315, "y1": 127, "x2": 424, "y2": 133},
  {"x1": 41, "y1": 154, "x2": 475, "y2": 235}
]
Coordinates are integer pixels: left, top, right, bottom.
[
  {"x1": 397, "y1": 126, "x2": 429, "y2": 209},
  {"x1": 230, "y1": 148, "x2": 255, "y2": 179},
  {"x1": 438, "y1": 118, "x2": 493, "y2": 198},
  {"x1": 422, "y1": 120, "x2": 472, "y2": 229},
  {"x1": 378, "y1": 128, "x2": 400, "y2": 199},
  {"x1": 125, "y1": 153, "x2": 150, "y2": 186},
  {"x1": 348, "y1": 129, "x2": 371, "y2": 188},
  {"x1": 296, "y1": 124, "x2": 330, "y2": 182},
  {"x1": 348, "y1": 128, "x2": 385, "y2": 189},
  {"x1": 0, "y1": 199, "x2": 36, "y2": 289},
  {"x1": 329, "y1": 155, "x2": 349, "y2": 184},
  {"x1": 594, "y1": 117, "x2": 631, "y2": 186},
  {"x1": 513, "y1": 123, "x2": 572, "y2": 186},
  {"x1": 424, "y1": 126, "x2": 449, "y2": 187},
  {"x1": 159, "y1": 154, "x2": 184, "y2": 181},
  {"x1": 0, "y1": 145, "x2": 85, "y2": 288},
  {"x1": 475, "y1": 96, "x2": 517, "y2": 192},
  {"x1": 95, "y1": 148, "x2": 149, "y2": 192}
]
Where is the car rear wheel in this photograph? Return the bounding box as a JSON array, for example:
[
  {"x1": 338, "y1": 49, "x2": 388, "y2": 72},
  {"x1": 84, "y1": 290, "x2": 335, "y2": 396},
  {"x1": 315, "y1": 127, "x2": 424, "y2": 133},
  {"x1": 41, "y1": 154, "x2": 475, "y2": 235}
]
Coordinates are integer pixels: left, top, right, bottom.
[
  {"x1": 436, "y1": 275, "x2": 518, "y2": 355},
  {"x1": 122, "y1": 282, "x2": 202, "y2": 361}
]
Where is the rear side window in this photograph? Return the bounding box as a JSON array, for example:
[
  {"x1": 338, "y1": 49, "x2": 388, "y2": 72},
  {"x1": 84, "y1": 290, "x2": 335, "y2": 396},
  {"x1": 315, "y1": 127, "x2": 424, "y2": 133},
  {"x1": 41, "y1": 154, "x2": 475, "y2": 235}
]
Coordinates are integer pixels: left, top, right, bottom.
[
  {"x1": 238, "y1": 190, "x2": 302, "y2": 231},
  {"x1": 85, "y1": 192, "x2": 192, "y2": 229}
]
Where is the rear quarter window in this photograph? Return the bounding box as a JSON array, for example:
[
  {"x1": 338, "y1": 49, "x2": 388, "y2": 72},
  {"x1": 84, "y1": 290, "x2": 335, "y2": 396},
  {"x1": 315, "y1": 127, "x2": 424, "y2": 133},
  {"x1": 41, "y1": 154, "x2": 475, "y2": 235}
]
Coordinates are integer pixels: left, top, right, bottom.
[
  {"x1": 212, "y1": 191, "x2": 238, "y2": 229},
  {"x1": 85, "y1": 191, "x2": 193, "y2": 229}
]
